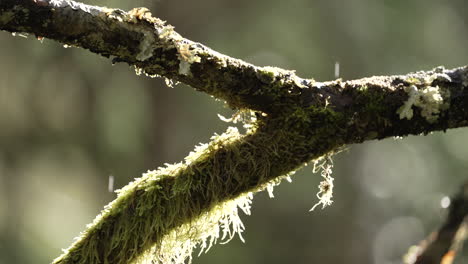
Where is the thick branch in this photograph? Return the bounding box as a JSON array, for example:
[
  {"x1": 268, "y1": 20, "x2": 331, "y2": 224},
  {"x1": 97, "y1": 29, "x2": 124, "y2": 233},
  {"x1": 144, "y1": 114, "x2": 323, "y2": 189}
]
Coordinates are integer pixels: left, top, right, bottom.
[
  {"x1": 1, "y1": 1, "x2": 468, "y2": 120},
  {"x1": 50, "y1": 63, "x2": 468, "y2": 263},
  {"x1": 51, "y1": 124, "x2": 336, "y2": 264}
]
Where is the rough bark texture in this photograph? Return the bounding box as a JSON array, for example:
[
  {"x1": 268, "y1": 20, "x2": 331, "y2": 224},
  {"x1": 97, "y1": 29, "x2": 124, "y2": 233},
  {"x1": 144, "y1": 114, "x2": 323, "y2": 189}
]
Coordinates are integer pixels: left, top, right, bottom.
[{"x1": 1, "y1": 1, "x2": 468, "y2": 264}]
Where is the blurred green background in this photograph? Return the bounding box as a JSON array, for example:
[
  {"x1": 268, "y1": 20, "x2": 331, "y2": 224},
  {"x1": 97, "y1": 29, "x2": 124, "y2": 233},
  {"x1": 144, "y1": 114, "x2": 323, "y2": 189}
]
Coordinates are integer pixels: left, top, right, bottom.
[{"x1": 1, "y1": 0, "x2": 468, "y2": 263}]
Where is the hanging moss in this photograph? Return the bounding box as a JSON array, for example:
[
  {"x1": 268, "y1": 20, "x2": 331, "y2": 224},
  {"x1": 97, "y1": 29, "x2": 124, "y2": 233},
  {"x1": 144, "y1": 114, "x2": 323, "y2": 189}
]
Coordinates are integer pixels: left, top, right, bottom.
[{"x1": 52, "y1": 124, "x2": 314, "y2": 264}]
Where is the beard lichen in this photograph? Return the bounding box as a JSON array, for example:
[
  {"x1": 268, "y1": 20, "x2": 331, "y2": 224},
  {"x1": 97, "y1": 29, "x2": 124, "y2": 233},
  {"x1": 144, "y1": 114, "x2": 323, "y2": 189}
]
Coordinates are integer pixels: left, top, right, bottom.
[
  {"x1": 309, "y1": 155, "x2": 335, "y2": 211},
  {"x1": 133, "y1": 191, "x2": 254, "y2": 264}
]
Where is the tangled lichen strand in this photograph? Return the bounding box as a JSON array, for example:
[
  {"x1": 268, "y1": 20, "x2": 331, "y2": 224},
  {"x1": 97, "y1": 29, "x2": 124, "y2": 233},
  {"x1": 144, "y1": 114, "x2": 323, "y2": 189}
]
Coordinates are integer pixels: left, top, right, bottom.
[{"x1": 309, "y1": 156, "x2": 335, "y2": 211}]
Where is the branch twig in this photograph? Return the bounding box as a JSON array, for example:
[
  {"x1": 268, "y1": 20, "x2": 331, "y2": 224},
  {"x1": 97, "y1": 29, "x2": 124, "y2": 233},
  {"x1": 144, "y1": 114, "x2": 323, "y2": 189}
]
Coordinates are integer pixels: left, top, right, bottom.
[{"x1": 405, "y1": 182, "x2": 468, "y2": 264}]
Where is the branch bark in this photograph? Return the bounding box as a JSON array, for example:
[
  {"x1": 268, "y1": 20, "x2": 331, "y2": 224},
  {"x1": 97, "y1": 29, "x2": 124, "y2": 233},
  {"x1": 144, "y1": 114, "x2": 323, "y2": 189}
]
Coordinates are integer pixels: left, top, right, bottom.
[
  {"x1": 2, "y1": 1, "x2": 468, "y2": 264},
  {"x1": 405, "y1": 182, "x2": 468, "y2": 264}
]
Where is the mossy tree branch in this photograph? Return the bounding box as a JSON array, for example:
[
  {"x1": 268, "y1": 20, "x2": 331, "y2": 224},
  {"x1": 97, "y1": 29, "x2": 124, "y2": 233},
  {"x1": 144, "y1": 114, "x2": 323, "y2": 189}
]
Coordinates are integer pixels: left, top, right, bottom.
[{"x1": 2, "y1": 1, "x2": 468, "y2": 264}]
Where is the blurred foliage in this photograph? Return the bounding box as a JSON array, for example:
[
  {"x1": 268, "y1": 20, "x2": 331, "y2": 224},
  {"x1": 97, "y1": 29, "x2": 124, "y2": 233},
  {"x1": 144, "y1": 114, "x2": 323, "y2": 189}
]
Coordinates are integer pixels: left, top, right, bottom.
[{"x1": 0, "y1": 0, "x2": 468, "y2": 263}]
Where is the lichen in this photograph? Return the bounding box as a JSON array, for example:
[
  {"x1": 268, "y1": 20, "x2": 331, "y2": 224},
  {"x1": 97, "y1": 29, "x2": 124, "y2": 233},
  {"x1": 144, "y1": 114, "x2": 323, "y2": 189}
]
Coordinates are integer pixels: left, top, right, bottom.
[
  {"x1": 134, "y1": 190, "x2": 254, "y2": 264},
  {"x1": 397, "y1": 85, "x2": 448, "y2": 123},
  {"x1": 157, "y1": 25, "x2": 179, "y2": 40},
  {"x1": 164, "y1": 78, "x2": 178, "y2": 88},
  {"x1": 47, "y1": 0, "x2": 105, "y2": 16},
  {"x1": 177, "y1": 43, "x2": 202, "y2": 76},
  {"x1": 154, "y1": 22, "x2": 203, "y2": 76},
  {"x1": 265, "y1": 173, "x2": 293, "y2": 198},
  {"x1": 135, "y1": 30, "x2": 155, "y2": 61},
  {"x1": 310, "y1": 156, "x2": 335, "y2": 211},
  {"x1": 396, "y1": 68, "x2": 454, "y2": 123},
  {"x1": 397, "y1": 85, "x2": 447, "y2": 123}
]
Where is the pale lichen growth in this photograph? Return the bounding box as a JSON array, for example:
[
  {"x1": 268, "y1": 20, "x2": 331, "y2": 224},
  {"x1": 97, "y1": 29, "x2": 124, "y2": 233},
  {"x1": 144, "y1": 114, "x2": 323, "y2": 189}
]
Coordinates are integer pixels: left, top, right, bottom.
[
  {"x1": 47, "y1": 0, "x2": 105, "y2": 15},
  {"x1": 164, "y1": 78, "x2": 178, "y2": 88},
  {"x1": 184, "y1": 127, "x2": 242, "y2": 165},
  {"x1": 217, "y1": 110, "x2": 264, "y2": 134},
  {"x1": 397, "y1": 85, "x2": 446, "y2": 123},
  {"x1": 156, "y1": 25, "x2": 179, "y2": 40},
  {"x1": 125, "y1": 8, "x2": 157, "y2": 61},
  {"x1": 265, "y1": 173, "x2": 293, "y2": 198},
  {"x1": 134, "y1": 67, "x2": 144, "y2": 76},
  {"x1": 134, "y1": 192, "x2": 254, "y2": 264},
  {"x1": 177, "y1": 43, "x2": 202, "y2": 76},
  {"x1": 397, "y1": 85, "x2": 420, "y2": 120},
  {"x1": 11, "y1": 32, "x2": 28, "y2": 38},
  {"x1": 310, "y1": 156, "x2": 334, "y2": 211},
  {"x1": 155, "y1": 23, "x2": 201, "y2": 76},
  {"x1": 135, "y1": 31, "x2": 155, "y2": 61},
  {"x1": 397, "y1": 67, "x2": 453, "y2": 123}
]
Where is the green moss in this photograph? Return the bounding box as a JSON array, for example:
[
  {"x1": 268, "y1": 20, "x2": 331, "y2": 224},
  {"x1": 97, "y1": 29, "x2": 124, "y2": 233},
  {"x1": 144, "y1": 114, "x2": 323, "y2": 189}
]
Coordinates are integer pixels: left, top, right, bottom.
[
  {"x1": 53, "y1": 125, "x2": 306, "y2": 264},
  {"x1": 255, "y1": 66, "x2": 281, "y2": 84},
  {"x1": 0, "y1": 10, "x2": 14, "y2": 24}
]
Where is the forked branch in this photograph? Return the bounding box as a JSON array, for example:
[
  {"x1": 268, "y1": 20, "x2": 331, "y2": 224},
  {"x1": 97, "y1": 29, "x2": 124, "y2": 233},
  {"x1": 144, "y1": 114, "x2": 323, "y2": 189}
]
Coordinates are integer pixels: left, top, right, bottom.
[{"x1": 1, "y1": 1, "x2": 468, "y2": 263}]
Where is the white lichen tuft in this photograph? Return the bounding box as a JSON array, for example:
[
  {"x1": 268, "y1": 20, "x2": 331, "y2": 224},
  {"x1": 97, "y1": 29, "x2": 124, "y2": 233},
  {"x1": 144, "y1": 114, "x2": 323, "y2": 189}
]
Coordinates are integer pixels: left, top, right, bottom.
[
  {"x1": 397, "y1": 85, "x2": 446, "y2": 123},
  {"x1": 397, "y1": 85, "x2": 419, "y2": 120},
  {"x1": 157, "y1": 25, "x2": 178, "y2": 40},
  {"x1": 164, "y1": 78, "x2": 179, "y2": 88},
  {"x1": 310, "y1": 156, "x2": 335, "y2": 211},
  {"x1": 134, "y1": 67, "x2": 144, "y2": 76},
  {"x1": 264, "y1": 173, "x2": 293, "y2": 198},
  {"x1": 217, "y1": 110, "x2": 257, "y2": 129}
]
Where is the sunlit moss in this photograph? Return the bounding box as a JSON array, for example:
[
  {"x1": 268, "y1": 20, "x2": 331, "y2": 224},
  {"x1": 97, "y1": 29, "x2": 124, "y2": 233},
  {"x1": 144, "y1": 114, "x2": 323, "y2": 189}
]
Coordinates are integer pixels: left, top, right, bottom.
[{"x1": 53, "y1": 125, "x2": 300, "y2": 264}]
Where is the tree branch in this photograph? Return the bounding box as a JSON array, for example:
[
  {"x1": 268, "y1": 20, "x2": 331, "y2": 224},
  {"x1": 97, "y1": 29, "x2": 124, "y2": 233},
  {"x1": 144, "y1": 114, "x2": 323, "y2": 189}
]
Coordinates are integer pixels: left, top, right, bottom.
[
  {"x1": 405, "y1": 182, "x2": 468, "y2": 264},
  {"x1": 0, "y1": 0, "x2": 313, "y2": 113},
  {"x1": 2, "y1": 1, "x2": 468, "y2": 264}
]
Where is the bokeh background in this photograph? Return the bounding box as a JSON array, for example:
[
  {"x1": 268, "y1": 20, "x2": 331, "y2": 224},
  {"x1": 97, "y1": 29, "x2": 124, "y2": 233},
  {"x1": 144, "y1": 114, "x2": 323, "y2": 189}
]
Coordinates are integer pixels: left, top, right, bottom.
[{"x1": 1, "y1": 0, "x2": 468, "y2": 263}]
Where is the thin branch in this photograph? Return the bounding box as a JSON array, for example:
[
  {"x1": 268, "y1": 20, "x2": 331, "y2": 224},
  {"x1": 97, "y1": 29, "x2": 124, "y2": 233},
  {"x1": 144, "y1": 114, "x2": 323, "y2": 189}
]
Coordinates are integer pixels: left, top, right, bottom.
[
  {"x1": 0, "y1": 0, "x2": 312, "y2": 113},
  {"x1": 2, "y1": 1, "x2": 468, "y2": 264},
  {"x1": 405, "y1": 182, "x2": 468, "y2": 264},
  {"x1": 1, "y1": 1, "x2": 468, "y2": 120}
]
